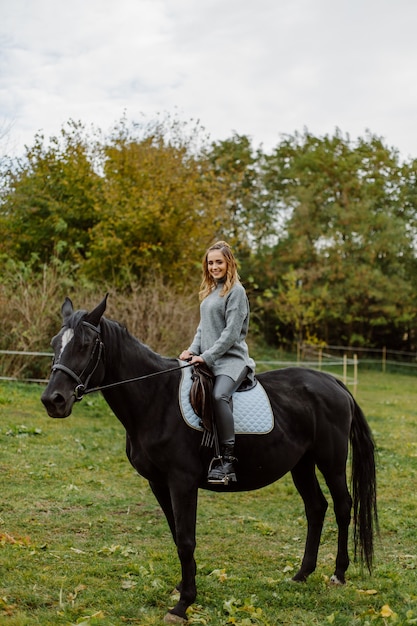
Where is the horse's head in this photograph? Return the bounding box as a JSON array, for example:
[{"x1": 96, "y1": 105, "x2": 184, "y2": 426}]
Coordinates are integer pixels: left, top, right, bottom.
[{"x1": 41, "y1": 295, "x2": 108, "y2": 418}]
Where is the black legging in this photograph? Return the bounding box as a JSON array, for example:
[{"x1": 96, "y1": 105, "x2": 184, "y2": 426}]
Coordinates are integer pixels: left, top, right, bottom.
[{"x1": 212, "y1": 367, "x2": 250, "y2": 446}]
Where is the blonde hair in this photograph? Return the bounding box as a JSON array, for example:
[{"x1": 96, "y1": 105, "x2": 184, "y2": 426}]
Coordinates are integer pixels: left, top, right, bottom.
[{"x1": 199, "y1": 241, "x2": 240, "y2": 301}]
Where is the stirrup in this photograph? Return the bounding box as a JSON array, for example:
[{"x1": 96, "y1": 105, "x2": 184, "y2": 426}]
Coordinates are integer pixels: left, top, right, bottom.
[{"x1": 207, "y1": 456, "x2": 237, "y2": 485}]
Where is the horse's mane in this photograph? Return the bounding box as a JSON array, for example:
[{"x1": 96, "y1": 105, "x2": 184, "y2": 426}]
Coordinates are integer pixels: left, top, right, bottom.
[
  {"x1": 65, "y1": 310, "x2": 94, "y2": 343},
  {"x1": 66, "y1": 310, "x2": 88, "y2": 329},
  {"x1": 67, "y1": 309, "x2": 173, "y2": 369},
  {"x1": 100, "y1": 316, "x2": 173, "y2": 367},
  {"x1": 67, "y1": 309, "x2": 126, "y2": 336}
]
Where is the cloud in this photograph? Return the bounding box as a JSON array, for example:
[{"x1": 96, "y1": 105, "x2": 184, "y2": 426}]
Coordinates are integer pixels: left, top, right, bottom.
[{"x1": 1, "y1": 0, "x2": 417, "y2": 158}]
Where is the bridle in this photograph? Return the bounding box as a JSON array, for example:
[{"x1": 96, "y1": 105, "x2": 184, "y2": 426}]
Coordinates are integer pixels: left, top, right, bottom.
[
  {"x1": 51, "y1": 320, "x2": 193, "y2": 401},
  {"x1": 51, "y1": 320, "x2": 104, "y2": 401}
]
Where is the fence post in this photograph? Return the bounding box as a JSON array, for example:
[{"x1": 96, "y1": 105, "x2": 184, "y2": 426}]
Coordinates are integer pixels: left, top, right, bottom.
[
  {"x1": 382, "y1": 346, "x2": 386, "y2": 372},
  {"x1": 343, "y1": 354, "x2": 347, "y2": 385},
  {"x1": 353, "y1": 354, "x2": 358, "y2": 397}
]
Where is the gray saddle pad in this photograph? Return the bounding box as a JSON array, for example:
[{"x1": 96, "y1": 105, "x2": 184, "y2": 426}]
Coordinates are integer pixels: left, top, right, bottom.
[{"x1": 179, "y1": 365, "x2": 274, "y2": 434}]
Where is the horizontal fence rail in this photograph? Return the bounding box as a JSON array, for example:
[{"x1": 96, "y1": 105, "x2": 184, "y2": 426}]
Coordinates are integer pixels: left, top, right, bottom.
[
  {"x1": 0, "y1": 349, "x2": 53, "y2": 384},
  {"x1": 2, "y1": 344, "x2": 417, "y2": 396},
  {"x1": 257, "y1": 353, "x2": 359, "y2": 395},
  {"x1": 1, "y1": 348, "x2": 359, "y2": 394}
]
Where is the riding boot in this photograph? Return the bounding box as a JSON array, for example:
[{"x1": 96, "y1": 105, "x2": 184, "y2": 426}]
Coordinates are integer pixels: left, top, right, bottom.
[{"x1": 207, "y1": 444, "x2": 237, "y2": 485}]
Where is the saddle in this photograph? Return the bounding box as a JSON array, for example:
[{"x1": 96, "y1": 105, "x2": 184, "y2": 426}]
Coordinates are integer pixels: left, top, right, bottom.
[
  {"x1": 180, "y1": 365, "x2": 273, "y2": 436},
  {"x1": 190, "y1": 363, "x2": 215, "y2": 432}
]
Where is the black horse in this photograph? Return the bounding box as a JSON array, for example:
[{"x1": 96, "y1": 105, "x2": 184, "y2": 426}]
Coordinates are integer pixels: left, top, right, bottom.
[{"x1": 41, "y1": 296, "x2": 377, "y2": 624}]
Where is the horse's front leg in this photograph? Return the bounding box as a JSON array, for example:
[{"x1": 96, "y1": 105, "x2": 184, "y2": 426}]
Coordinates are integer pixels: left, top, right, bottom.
[
  {"x1": 168, "y1": 486, "x2": 198, "y2": 623},
  {"x1": 149, "y1": 480, "x2": 198, "y2": 623}
]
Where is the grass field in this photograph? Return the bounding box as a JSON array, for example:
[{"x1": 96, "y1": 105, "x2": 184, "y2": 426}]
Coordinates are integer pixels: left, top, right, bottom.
[{"x1": 1, "y1": 368, "x2": 417, "y2": 625}]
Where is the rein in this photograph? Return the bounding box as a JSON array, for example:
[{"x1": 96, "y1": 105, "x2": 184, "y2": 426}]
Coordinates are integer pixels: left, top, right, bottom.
[
  {"x1": 51, "y1": 320, "x2": 194, "y2": 400},
  {"x1": 83, "y1": 362, "x2": 194, "y2": 396}
]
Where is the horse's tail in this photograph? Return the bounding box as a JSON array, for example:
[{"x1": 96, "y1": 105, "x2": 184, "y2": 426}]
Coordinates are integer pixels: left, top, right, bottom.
[{"x1": 349, "y1": 395, "x2": 378, "y2": 573}]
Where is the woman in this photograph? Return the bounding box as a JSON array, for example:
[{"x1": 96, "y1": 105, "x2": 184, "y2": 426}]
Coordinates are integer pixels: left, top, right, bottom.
[{"x1": 180, "y1": 241, "x2": 255, "y2": 484}]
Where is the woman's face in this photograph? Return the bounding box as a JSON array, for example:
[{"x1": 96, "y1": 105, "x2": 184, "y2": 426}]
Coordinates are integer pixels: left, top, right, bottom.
[{"x1": 207, "y1": 250, "x2": 227, "y2": 280}]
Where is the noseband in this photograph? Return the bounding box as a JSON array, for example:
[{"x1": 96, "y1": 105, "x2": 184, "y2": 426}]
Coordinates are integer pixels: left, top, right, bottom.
[{"x1": 51, "y1": 320, "x2": 104, "y2": 401}]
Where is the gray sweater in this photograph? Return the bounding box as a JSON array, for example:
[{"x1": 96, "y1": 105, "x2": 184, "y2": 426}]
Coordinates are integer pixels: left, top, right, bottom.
[{"x1": 188, "y1": 280, "x2": 256, "y2": 384}]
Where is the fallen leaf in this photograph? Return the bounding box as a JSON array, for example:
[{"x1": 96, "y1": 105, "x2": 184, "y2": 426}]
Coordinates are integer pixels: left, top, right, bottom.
[
  {"x1": 208, "y1": 568, "x2": 228, "y2": 582},
  {"x1": 380, "y1": 604, "x2": 394, "y2": 618}
]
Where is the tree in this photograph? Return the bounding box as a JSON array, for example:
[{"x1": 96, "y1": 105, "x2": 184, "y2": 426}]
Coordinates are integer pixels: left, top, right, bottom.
[
  {"x1": 204, "y1": 134, "x2": 275, "y2": 250},
  {"x1": 83, "y1": 117, "x2": 228, "y2": 285},
  {"x1": 258, "y1": 129, "x2": 417, "y2": 347},
  {"x1": 0, "y1": 120, "x2": 102, "y2": 268}
]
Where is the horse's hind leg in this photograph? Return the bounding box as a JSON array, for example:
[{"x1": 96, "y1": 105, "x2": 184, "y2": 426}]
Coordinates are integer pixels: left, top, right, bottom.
[
  {"x1": 319, "y1": 468, "x2": 352, "y2": 584},
  {"x1": 290, "y1": 452, "x2": 328, "y2": 582}
]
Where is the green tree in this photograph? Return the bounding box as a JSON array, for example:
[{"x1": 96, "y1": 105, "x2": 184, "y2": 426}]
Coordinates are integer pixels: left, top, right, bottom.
[
  {"x1": 204, "y1": 134, "x2": 274, "y2": 250},
  {"x1": 258, "y1": 129, "x2": 417, "y2": 347},
  {"x1": 84, "y1": 117, "x2": 227, "y2": 285},
  {"x1": 0, "y1": 120, "x2": 102, "y2": 267}
]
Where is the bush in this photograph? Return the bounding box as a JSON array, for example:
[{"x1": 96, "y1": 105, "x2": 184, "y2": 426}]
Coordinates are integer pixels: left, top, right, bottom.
[{"x1": 0, "y1": 257, "x2": 200, "y2": 380}]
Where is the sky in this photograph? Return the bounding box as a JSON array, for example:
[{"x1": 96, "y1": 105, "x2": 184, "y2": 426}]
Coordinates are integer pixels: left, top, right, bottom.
[{"x1": 1, "y1": 0, "x2": 417, "y2": 160}]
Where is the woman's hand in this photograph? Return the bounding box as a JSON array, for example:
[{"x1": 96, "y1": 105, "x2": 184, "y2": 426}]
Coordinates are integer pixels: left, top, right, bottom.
[
  {"x1": 179, "y1": 350, "x2": 204, "y2": 365},
  {"x1": 179, "y1": 350, "x2": 194, "y2": 361},
  {"x1": 190, "y1": 355, "x2": 204, "y2": 365}
]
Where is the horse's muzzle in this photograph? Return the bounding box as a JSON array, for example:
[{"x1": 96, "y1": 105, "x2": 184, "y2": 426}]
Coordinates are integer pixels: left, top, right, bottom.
[{"x1": 41, "y1": 386, "x2": 75, "y2": 418}]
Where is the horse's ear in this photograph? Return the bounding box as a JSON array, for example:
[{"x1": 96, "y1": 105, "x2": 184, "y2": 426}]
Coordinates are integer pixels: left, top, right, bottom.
[
  {"x1": 61, "y1": 297, "x2": 74, "y2": 323},
  {"x1": 85, "y1": 294, "x2": 109, "y2": 328}
]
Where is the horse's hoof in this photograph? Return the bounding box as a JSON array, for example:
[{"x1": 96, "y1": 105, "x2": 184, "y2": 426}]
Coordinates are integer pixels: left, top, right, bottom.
[
  {"x1": 292, "y1": 572, "x2": 308, "y2": 583},
  {"x1": 164, "y1": 611, "x2": 187, "y2": 624},
  {"x1": 330, "y1": 574, "x2": 345, "y2": 585}
]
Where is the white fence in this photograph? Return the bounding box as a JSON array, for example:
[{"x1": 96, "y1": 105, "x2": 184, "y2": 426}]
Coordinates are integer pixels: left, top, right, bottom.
[
  {"x1": 258, "y1": 348, "x2": 359, "y2": 395},
  {"x1": 3, "y1": 343, "x2": 417, "y2": 397},
  {"x1": 0, "y1": 349, "x2": 52, "y2": 384},
  {"x1": 1, "y1": 347, "x2": 359, "y2": 392}
]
